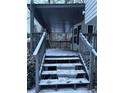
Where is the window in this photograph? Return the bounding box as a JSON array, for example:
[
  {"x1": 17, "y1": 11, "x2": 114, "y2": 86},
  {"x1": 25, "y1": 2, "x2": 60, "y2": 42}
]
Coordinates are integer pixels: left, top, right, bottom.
[
  {"x1": 88, "y1": 25, "x2": 93, "y2": 34},
  {"x1": 88, "y1": 25, "x2": 93, "y2": 43}
]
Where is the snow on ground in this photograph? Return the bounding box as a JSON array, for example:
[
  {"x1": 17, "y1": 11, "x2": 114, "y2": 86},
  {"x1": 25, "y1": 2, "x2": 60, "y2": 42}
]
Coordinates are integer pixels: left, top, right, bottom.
[{"x1": 28, "y1": 87, "x2": 93, "y2": 93}]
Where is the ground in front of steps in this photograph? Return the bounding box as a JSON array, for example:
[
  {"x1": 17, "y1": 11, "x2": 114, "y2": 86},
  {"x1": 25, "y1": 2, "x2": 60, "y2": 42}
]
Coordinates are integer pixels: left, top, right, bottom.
[{"x1": 27, "y1": 87, "x2": 96, "y2": 93}]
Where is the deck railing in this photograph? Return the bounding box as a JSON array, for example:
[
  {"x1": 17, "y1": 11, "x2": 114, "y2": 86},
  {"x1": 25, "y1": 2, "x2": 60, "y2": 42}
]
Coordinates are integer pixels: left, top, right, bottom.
[
  {"x1": 79, "y1": 33, "x2": 97, "y2": 89},
  {"x1": 49, "y1": 40, "x2": 71, "y2": 49},
  {"x1": 33, "y1": 32, "x2": 46, "y2": 93}
]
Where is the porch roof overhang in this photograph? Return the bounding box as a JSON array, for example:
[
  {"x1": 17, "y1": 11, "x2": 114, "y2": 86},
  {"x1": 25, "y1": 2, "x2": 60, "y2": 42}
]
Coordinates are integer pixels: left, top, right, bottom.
[{"x1": 27, "y1": 4, "x2": 85, "y2": 32}]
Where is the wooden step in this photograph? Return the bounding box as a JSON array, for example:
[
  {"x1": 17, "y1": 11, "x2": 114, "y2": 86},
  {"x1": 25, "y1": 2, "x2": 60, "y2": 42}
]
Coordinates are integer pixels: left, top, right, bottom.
[
  {"x1": 39, "y1": 78, "x2": 90, "y2": 85},
  {"x1": 43, "y1": 63, "x2": 82, "y2": 67},
  {"x1": 42, "y1": 70, "x2": 85, "y2": 75},
  {"x1": 45, "y1": 57, "x2": 80, "y2": 61}
]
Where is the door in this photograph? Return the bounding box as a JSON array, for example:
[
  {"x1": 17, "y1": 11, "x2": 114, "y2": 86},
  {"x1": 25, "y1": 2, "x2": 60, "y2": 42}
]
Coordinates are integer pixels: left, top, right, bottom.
[{"x1": 72, "y1": 25, "x2": 81, "y2": 50}]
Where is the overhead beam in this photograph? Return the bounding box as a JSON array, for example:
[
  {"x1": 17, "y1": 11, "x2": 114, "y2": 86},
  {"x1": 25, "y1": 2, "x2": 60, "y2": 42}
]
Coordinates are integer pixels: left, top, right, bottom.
[{"x1": 27, "y1": 3, "x2": 85, "y2": 9}]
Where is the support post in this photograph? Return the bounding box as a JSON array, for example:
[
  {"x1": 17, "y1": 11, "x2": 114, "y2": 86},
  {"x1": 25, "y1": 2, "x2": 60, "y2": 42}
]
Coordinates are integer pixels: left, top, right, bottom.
[
  {"x1": 89, "y1": 26, "x2": 95, "y2": 89},
  {"x1": 30, "y1": 0, "x2": 34, "y2": 54},
  {"x1": 48, "y1": 0, "x2": 50, "y2": 4},
  {"x1": 65, "y1": 0, "x2": 67, "y2": 4}
]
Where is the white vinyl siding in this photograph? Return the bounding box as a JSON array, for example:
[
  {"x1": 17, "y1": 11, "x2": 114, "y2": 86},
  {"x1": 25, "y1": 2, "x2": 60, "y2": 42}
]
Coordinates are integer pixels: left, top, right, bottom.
[{"x1": 84, "y1": 0, "x2": 97, "y2": 24}]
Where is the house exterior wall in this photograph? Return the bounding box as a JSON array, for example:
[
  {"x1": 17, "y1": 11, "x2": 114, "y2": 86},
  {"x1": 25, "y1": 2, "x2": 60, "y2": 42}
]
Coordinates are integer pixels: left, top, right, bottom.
[
  {"x1": 84, "y1": 0, "x2": 97, "y2": 25},
  {"x1": 81, "y1": 21, "x2": 87, "y2": 33}
]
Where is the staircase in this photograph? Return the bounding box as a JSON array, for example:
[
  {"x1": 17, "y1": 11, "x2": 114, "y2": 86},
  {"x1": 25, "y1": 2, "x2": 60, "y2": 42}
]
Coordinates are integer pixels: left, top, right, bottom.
[
  {"x1": 31, "y1": 32, "x2": 97, "y2": 93},
  {"x1": 39, "y1": 49, "x2": 90, "y2": 90}
]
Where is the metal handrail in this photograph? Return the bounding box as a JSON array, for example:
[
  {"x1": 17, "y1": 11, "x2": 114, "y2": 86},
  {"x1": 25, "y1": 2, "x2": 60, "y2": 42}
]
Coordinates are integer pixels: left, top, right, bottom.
[
  {"x1": 79, "y1": 32, "x2": 97, "y2": 89},
  {"x1": 80, "y1": 33, "x2": 97, "y2": 56},
  {"x1": 33, "y1": 32, "x2": 46, "y2": 56},
  {"x1": 33, "y1": 32, "x2": 46, "y2": 93}
]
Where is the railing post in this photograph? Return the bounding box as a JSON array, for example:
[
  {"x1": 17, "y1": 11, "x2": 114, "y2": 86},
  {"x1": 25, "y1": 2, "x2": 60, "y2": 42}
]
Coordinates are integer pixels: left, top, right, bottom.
[
  {"x1": 35, "y1": 55, "x2": 39, "y2": 93},
  {"x1": 89, "y1": 51, "x2": 94, "y2": 89},
  {"x1": 44, "y1": 33, "x2": 46, "y2": 52},
  {"x1": 79, "y1": 33, "x2": 81, "y2": 53},
  {"x1": 60, "y1": 40, "x2": 61, "y2": 48},
  {"x1": 72, "y1": 28, "x2": 74, "y2": 50}
]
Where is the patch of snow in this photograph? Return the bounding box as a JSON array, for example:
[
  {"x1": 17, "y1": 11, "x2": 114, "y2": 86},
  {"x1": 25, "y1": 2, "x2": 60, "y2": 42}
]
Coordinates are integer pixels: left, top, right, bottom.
[{"x1": 40, "y1": 87, "x2": 92, "y2": 93}]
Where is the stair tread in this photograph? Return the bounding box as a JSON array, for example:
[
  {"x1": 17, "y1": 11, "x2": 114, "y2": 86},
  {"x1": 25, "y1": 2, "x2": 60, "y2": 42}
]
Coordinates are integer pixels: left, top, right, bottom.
[
  {"x1": 39, "y1": 78, "x2": 90, "y2": 85},
  {"x1": 46, "y1": 49, "x2": 79, "y2": 57},
  {"x1": 43, "y1": 63, "x2": 82, "y2": 67},
  {"x1": 45, "y1": 57, "x2": 80, "y2": 60},
  {"x1": 42, "y1": 70, "x2": 85, "y2": 75}
]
